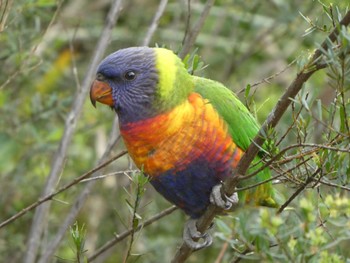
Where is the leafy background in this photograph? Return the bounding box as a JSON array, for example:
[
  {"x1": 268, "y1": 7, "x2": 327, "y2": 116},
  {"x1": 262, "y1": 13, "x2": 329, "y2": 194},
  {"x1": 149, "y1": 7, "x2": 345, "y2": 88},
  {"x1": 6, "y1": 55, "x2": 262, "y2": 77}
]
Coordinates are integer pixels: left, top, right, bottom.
[{"x1": 0, "y1": 0, "x2": 349, "y2": 262}]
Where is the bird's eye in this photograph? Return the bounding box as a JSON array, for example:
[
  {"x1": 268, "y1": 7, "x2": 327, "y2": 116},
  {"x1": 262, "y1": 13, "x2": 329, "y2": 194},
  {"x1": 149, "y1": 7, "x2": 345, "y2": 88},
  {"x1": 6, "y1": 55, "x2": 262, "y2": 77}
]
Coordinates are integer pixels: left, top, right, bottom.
[
  {"x1": 96, "y1": 73, "x2": 106, "y2": 81},
  {"x1": 124, "y1": 71, "x2": 136, "y2": 81}
]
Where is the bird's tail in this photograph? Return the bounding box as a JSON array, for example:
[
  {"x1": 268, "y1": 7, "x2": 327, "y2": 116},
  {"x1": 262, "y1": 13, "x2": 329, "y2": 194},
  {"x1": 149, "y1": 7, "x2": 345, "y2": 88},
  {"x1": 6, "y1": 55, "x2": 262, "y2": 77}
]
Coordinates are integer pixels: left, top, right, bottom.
[{"x1": 237, "y1": 156, "x2": 278, "y2": 208}]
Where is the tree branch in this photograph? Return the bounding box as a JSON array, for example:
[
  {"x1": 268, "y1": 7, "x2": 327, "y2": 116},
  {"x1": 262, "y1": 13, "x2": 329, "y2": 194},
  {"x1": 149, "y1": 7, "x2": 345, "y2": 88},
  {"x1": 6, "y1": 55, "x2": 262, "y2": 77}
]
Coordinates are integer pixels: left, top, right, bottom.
[
  {"x1": 142, "y1": 0, "x2": 168, "y2": 46},
  {"x1": 37, "y1": 132, "x2": 121, "y2": 263},
  {"x1": 171, "y1": 10, "x2": 350, "y2": 263},
  {"x1": 178, "y1": 0, "x2": 216, "y2": 59},
  {"x1": 0, "y1": 0, "x2": 13, "y2": 33},
  {"x1": 0, "y1": 150, "x2": 127, "y2": 230},
  {"x1": 277, "y1": 168, "x2": 321, "y2": 214},
  {"x1": 88, "y1": 205, "x2": 178, "y2": 261},
  {"x1": 23, "y1": 1, "x2": 123, "y2": 262}
]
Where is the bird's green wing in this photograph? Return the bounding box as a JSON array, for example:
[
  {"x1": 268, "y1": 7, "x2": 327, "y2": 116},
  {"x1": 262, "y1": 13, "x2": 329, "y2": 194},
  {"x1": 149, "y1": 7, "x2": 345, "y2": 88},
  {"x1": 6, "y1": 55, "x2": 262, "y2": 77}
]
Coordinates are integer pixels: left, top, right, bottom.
[
  {"x1": 193, "y1": 76, "x2": 260, "y2": 151},
  {"x1": 193, "y1": 76, "x2": 278, "y2": 208}
]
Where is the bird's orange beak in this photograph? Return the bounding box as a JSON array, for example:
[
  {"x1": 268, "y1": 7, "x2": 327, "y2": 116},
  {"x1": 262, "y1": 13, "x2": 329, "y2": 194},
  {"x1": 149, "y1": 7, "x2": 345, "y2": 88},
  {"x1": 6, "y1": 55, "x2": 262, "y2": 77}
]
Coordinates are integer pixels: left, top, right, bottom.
[{"x1": 90, "y1": 80, "x2": 114, "y2": 108}]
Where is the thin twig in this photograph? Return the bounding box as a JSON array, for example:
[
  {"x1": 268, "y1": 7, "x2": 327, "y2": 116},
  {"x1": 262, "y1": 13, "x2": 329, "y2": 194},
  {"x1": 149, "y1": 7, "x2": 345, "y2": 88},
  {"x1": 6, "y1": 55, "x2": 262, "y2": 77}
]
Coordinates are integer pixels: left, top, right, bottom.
[
  {"x1": 277, "y1": 168, "x2": 321, "y2": 214},
  {"x1": 236, "y1": 156, "x2": 313, "y2": 192},
  {"x1": 214, "y1": 241, "x2": 230, "y2": 263},
  {"x1": 178, "y1": 0, "x2": 216, "y2": 59},
  {"x1": 316, "y1": 179, "x2": 350, "y2": 192},
  {"x1": 0, "y1": 151, "x2": 128, "y2": 230},
  {"x1": 181, "y1": 0, "x2": 191, "y2": 48},
  {"x1": 79, "y1": 169, "x2": 139, "y2": 182},
  {"x1": 37, "y1": 134, "x2": 122, "y2": 263},
  {"x1": 242, "y1": 141, "x2": 350, "y2": 181},
  {"x1": 222, "y1": 138, "x2": 350, "y2": 191},
  {"x1": 20, "y1": 2, "x2": 73, "y2": 262},
  {"x1": 275, "y1": 101, "x2": 303, "y2": 147},
  {"x1": 123, "y1": 175, "x2": 143, "y2": 262},
  {"x1": 238, "y1": 58, "x2": 297, "y2": 94},
  {"x1": 171, "y1": 10, "x2": 350, "y2": 263},
  {"x1": 88, "y1": 206, "x2": 178, "y2": 261},
  {"x1": 1, "y1": 0, "x2": 63, "y2": 90},
  {"x1": 0, "y1": 0, "x2": 13, "y2": 32},
  {"x1": 142, "y1": 0, "x2": 168, "y2": 46}
]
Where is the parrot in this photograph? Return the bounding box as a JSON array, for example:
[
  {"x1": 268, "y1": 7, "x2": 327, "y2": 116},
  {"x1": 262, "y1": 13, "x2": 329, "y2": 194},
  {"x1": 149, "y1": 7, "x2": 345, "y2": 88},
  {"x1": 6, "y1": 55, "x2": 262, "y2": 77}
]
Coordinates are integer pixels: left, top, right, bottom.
[{"x1": 89, "y1": 47, "x2": 277, "y2": 249}]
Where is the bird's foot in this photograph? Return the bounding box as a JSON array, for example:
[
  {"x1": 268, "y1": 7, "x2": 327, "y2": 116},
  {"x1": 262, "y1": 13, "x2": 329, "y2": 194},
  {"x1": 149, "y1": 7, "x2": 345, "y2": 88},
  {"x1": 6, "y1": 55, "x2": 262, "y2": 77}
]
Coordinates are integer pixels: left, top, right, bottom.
[
  {"x1": 210, "y1": 183, "x2": 239, "y2": 210},
  {"x1": 183, "y1": 219, "x2": 213, "y2": 250}
]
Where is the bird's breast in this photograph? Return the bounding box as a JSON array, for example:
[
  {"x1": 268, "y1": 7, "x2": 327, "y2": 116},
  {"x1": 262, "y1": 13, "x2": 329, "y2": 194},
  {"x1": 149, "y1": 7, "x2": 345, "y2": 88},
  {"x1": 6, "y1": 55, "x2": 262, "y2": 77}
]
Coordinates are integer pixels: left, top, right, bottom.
[{"x1": 120, "y1": 93, "x2": 243, "y2": 177}]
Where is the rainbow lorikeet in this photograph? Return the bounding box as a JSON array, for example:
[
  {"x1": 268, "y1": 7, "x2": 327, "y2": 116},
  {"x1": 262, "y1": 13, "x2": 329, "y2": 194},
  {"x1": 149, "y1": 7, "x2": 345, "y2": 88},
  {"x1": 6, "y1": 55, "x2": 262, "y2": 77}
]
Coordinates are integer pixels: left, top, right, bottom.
[{"x1": 90, "y1": 47, "x2": 277, "y2": 249}]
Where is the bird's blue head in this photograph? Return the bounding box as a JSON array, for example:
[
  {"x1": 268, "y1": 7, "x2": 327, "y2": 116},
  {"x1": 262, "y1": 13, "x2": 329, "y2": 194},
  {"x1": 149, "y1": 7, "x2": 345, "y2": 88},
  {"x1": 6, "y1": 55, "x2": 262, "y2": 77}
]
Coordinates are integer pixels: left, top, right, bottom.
[
  {"x1": 90, "y1": 47, "x2": 158, "y2": 124},
  {"x1": 90, "y1": 47, "x2": 193, "y2": 125}
]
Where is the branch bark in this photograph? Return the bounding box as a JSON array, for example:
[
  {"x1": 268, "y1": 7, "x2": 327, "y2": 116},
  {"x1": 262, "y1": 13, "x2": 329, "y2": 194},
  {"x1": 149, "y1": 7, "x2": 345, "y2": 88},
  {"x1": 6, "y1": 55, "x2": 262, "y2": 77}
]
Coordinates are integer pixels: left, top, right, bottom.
[
  {"x1": 37, "y1": 129, "x2": 121, "y2": 263},
  {"x1": 0, "y1": 0, "x2": 14, "y2": 33},
  {"x1": 142, "y1": 0, "x2": 168, "y2": 46},
  {"x1": 88, "y1": 205, "x2": 178, "y2": 261},
  {"x1": 171, "y1": 10, "x2": 350, "y2": 263},
  {"x1": 23, "y1": 1, "x2": 123, "y2": 262},
  {"x1": 277, "y1": 168, "x2": 321, "y2": 214},
  {"x1": 0, "y1": 151, "x2": 127, "y2": 230},
  {"x1": 178, "y1": 0, "x2": 216, "y2": 59}
]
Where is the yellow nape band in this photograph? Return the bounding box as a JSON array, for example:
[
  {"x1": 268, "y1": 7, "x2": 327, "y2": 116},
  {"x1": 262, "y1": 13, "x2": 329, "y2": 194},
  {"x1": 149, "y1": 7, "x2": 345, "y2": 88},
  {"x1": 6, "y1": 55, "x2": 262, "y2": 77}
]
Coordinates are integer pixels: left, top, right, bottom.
[{"x1": 154, "y1": 48, "x2": 177, "y2": 100}]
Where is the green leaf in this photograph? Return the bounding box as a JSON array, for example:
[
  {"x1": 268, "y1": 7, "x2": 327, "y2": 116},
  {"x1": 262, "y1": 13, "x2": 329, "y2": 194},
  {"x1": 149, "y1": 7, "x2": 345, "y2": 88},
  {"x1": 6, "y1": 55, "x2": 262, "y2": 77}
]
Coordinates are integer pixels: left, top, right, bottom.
[
  {"x1": 245, "y1": 84, "x2": 251, "y2": 101},
  {"x1": 339, "y1": 105, "x2": 346, "y2": 133}
]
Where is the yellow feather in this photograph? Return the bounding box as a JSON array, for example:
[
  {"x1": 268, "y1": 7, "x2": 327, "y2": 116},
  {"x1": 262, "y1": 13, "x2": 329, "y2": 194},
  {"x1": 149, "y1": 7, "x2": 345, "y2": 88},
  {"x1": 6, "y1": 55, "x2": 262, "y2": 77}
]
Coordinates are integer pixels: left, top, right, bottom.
[{"x1": 154, "y1": 48, "x2": 177, "y2": 100}]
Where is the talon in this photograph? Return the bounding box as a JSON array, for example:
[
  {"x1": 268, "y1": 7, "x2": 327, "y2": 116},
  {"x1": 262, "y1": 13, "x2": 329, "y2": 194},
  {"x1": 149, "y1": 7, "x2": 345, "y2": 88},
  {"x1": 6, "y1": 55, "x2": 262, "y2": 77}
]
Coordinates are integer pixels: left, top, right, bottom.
[
  {"x1": 210, "y1": 184, "x2": 239, "y2": 210},
  {"x1": 183, "y1": 219, "x2": 213, "y2": 250},
  {"x1": 225, "y1": 192, "x2": 239, "y2": 208}
]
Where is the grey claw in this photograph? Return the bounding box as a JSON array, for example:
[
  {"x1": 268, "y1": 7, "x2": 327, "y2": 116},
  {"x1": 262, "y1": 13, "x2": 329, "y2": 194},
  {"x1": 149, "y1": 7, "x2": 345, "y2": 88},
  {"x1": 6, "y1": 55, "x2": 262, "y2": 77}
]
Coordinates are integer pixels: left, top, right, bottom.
[
  {"x1": 183, "y1": 219, "x2": 213, "y2": 250},
  {"x1": 210, "y1": 184, "x2": 239, "y2": 210}
]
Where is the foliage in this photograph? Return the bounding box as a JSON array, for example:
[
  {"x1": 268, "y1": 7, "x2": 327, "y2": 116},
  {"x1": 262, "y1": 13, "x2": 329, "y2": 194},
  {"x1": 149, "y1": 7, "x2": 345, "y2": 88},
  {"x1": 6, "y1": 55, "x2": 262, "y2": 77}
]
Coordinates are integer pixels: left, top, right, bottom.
[
  {"x1": 69, "y1": 222, "x2": 88, "y2": 263},
  {"x1": 0, "y1": 0, "x2": 349, "y2": 262}
]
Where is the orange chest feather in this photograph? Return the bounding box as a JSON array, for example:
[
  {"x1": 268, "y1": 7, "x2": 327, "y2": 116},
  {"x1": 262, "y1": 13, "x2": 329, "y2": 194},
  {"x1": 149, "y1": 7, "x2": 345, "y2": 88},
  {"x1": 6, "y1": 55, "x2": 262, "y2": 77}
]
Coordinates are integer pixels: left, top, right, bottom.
[{"x1": 120, "y1": 93, "x2": 242, "y2": 176}]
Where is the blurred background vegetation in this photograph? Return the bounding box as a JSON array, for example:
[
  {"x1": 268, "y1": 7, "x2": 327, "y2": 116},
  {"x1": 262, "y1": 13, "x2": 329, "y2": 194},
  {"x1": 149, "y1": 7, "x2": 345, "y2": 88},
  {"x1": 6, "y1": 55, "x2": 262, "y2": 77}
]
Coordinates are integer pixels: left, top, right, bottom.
[{"x1": 0, "y1": 0, "x2": 349, "y2": 262}]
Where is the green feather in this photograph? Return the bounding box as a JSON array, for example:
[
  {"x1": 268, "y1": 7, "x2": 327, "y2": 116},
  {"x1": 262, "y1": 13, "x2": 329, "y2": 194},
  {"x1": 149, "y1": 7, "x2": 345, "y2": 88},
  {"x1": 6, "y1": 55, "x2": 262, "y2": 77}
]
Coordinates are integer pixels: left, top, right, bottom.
[
  {"x1": 193, "y1": 77, "x2": 259, "y2": 150},
  {"x1": 193, "y1": 76, "x2": 278, "y2": 208}
]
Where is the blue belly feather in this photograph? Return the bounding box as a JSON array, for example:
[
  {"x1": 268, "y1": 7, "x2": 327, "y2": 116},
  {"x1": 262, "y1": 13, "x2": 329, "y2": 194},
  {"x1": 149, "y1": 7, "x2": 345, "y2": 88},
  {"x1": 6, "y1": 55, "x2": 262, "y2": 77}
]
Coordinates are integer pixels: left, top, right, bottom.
[{"x1": 150, "y1": 157, "x2": 231, "y2": 218}]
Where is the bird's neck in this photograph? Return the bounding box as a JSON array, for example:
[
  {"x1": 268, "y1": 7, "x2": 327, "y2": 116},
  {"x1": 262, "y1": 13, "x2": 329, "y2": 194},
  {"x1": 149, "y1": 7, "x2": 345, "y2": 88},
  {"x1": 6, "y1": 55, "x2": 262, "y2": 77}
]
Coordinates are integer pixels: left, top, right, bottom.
[
  {"x1": 119, "y1": 93, "x2": 200, "y2": 174},
  {"x1": 115, "y1": 102, "x2": 156, "y2": 124},
  {"x1": 119, "y1": 96, "x2": 193, "y2": 144}
]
